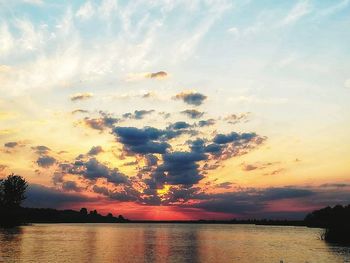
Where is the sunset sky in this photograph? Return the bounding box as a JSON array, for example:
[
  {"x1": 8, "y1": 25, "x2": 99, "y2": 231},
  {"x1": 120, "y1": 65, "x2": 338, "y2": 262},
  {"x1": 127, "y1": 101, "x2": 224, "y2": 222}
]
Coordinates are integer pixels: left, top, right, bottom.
[{"x1": 1, "y1": 0, "x2": 350, "y2": 220}]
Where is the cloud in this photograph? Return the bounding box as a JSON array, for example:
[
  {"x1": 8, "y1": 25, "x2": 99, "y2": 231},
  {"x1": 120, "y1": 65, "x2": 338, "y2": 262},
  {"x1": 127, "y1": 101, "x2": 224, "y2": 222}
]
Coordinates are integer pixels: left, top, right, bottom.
[
  {"x1": 167, "y1": 121, "x2": 191, "y2": 130},
  {"x1": 37, "y1": 155, "x2": 56, "y2": 168},
  {"x1": 59, "y1": 157, "x2": 130, "y2": 185},
  {"x1": 261, "y1": 187, "x2": 314, "y2": 201},
  {"x1": 241, "y1": 163, "x2": 258, "y2": 171},
  {"x1": 190, "y1": 187, "x2": 315, "y2": 216},
  {"x1": 123, "y1": 161, "x2": 138, "y2": 166},
  {"x1": 319, "y1": 183, "x2": 350, "y2": 188},
  {"x1": 224, "y1": 113, "x2": 250, "y2": 125},
  {"x1": 197, "y1": 119, "x2": 216, "y2": 127},
  {"x1": 174, "y1": 92, "x2": 207, "y2": 106},
  {"x1": 145, "y1": 71, "x2": 168, "y2": 79},
  {"x1": 87, "y1": 146, "x2": 103, "y2": 156},
  {"x1": 145, "y1": 154, "x2": 158, "y2": 166},
  {"x1": 188, "y1": 130, "x2": 265, "y2": 165},
  {"x1": 32, "y1": 145, "x2": 51, "y2": 155},
  {"x1": 81, "y1": 158, "x2": 129, "y2": 184},
  {"x1": 113, "y1": 126, "x2": 177, "y2": 154},
  {"x1": 216, "y1": 182, "x2": 233, "y2": 189},
  {"x1": 4, "y1": 141, "x2": 18, "y2": 148},
  {"x1": 142, "y1": 92, "x2": 155, "y2": 98},
  {"x1": 213, "y1": 132, "x2": 256, "y2": 144},
  {"x1": 83, "y1": 112, "x2": 119, "y2": 130},
  {"x1": 241, "y1": 162, "x2": 275, "y2": 172},
  {"x1": 263, "y1": 168, "x2": 285, "y2": 176},
  {"x1": 122, "y1": 110, "x2": 154, "y2": 120},
  {"x1": 62, "y1": 181, "x2": 81, "y2": 192},
  {"x1": 93, "y1": 185, "x2": 139, "y2": 202},
  {"x1": 24, "y1": 184, "x2": 93, "y2": 208},
  {"x1": 189, "y1": 138, "x2": 222, "y2": 154},
  {"x1": 70, "y1": 92, "x2": 93, "y2": 102},
  {"x1": 76, "y1": 1, "x2": 95, "y2": 20},
  {"x1": 282, "y1": 0, "x2": 311, "y2": 25},
  {"x1": 227, "y1": 26, "x2": 239, "y2": 34},
  {"x1": 147, "y1": 151, "x2": 206, "y2": 189},
  {"x1": 181, "y1": 109, "x2": 204, "y2": 119},
  {"x1": 72, "y1": 109, "x2": 89, "y2": 114}
]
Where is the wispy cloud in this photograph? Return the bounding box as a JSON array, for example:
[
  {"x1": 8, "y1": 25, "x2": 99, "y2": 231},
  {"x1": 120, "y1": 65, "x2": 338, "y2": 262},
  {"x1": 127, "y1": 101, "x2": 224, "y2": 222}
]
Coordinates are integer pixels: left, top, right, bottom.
[
  {"x1": 282, "y1": 1, "x2": 312, "y2": 25},
  {"x1": 70, "y1": 93, "x2": 93, "y2": 102},
  {"x1": 145, "y1": 71, "x2": 168, "y2": 79}
]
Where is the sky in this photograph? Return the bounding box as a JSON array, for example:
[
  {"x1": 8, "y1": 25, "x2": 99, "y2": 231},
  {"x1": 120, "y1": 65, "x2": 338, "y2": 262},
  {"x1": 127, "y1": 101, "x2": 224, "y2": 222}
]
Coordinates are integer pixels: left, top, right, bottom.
[{"x1": 0, "y1": 0, "x2": 350, "y2": 220}]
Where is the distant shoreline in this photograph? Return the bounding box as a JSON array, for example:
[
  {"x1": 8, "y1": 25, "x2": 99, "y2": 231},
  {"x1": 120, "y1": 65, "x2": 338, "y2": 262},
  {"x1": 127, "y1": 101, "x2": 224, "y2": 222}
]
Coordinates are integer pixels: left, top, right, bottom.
[{"x1": 21, "y1": 219, "x2": 306, "y2": 227}]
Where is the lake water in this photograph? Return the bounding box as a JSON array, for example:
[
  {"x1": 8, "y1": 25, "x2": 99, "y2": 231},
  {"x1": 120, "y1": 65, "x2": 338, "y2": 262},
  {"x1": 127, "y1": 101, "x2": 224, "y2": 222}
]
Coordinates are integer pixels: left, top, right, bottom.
[{"x1": 0, "y1": 224, "x2": 350, "y2": 263}]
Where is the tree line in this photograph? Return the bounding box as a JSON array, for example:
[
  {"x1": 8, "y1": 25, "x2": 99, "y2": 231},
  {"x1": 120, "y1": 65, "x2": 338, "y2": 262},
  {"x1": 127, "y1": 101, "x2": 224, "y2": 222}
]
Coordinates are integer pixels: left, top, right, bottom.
[{"x1": 0, "y1": 174, "x2": 128, "y2": 227}]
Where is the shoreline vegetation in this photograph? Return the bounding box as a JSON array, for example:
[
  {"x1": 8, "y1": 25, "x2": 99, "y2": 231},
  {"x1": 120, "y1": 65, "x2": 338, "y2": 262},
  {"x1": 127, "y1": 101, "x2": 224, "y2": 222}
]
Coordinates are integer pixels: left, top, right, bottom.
[
  {"x1": 305, "y1": 204, "x2": 350, "y2": 244},
  {"x1": 1, "y1": 174, "x2": 349, "y2": 244}
]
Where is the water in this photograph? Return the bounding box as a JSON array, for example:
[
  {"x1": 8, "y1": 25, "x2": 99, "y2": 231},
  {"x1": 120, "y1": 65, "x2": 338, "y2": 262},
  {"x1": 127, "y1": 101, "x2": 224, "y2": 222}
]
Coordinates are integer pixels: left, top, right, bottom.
[{"x1": 0, "y1": 224, "x2": 349, "y2": 263}]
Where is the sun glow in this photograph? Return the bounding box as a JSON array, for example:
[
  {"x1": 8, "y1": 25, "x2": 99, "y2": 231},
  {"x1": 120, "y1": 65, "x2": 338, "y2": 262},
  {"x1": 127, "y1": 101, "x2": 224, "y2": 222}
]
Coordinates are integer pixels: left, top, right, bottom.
[{"x1": 157, "y1": 185, "x2": 171, "y2": 197}]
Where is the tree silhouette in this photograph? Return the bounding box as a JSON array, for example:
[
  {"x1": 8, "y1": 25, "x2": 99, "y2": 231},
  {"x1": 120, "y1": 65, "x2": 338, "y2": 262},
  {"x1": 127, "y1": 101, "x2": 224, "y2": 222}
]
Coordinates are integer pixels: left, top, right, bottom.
[
  {"x1": 80, "y1": 207, "x2": 88, "y2": 216},
  {"x1": 0, "y1": 174, "x2": 28, "y2": 209}
]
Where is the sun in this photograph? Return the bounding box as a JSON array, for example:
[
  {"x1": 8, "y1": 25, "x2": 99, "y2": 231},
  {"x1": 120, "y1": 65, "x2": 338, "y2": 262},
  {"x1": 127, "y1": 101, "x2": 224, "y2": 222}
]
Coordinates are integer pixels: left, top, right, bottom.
[{"x1": 157, "y1": 184, "x2": 171, "y2": 197}]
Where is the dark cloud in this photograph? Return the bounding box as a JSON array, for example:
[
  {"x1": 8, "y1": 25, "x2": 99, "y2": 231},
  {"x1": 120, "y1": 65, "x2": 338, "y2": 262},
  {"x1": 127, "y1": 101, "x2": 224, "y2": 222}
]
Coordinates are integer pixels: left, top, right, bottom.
[
  {"x1": 62, "y1": 181, "x2": 81, "y2": 192},
  {"x1": 71, "y1": 109, "x2": 89, "y2": 114},
  {"x1": 60, "y1": 158, "x2": 133, "y2": 185},
  {"x1": 37, "y1": 156, "x2": 56, "y2": 168},
  {"x1": 216, "y1": 182, "x2": 234, "y2": 189},
  {"x1": 84, "y1": 112, "x2": 119, "y2": 131},
  {"x1": 4, "y1": 142, "x2": 18, "y2": 148},
  {"x1": 241, "y1": 163, "x2": 258, "y2": 171},
  {"x1": 190, "y1": 187, "x2": 316, "y2": 216},
  {"x1": 241, "y1": 162, "x2": 280, "y2": 173},
  {"x1": 181, "y1": 109, "x2": 204, "y2": 119},
  {"x1": 92, "y1": 185, "x2": 110, "y2": 196},
  {"x1": 197, "y1": 119, "x2": 216, "y2": 127},
  {"x1": 123, "y1": 161, "x2": 138, "y2": 166},
  {"x1": 70, "y1": 92, "x2": 93, "y2": 101},
  {"x1": 23, "y1": 184, "x2": 93, "y2": 208},
  {"x1": 92, "y1": 185, "x2": 139, "y2": 202},
  {"x1": 164, "y1": 187, "x2": 201, "y2": 203},
  {"x1": 174, "y1": 92, "x2": 207, "y2": 106},
  {"x1": 145, "y1": 154, "x2": 158, "y2": 166},
  {"x1": 82, "y1": 158, "x2": 129, "y2": 184},
  {"x1": 142, "y1": 92, "x2": 155, "y2": 98},
  {"x1": 145, "y1": 71, "x2": 168, "y2": 79},
  {"x1": 113, "y1": 126, "x2": 175, "y2": 154},
  {"x1": 261, "y1": 187, "x2": 314, "y2": 201},
  {"x1": 52, "y1": 172, "x2": 64, "y2": 184},
  {"x1": 167, "y1": 121, "x2": 191, "y2": 130},
  {"x1": 87, "y1": 146, "x2": 103, "y2": 156},
  {"x1": 193, "y1": 196, "x2": 263, "y2": 215},
  {"x1": 189, "y1": 138, "x2": 222, "y2": 154},
  {"x1": 32, "y1": 145, "x2": 51, "y2": 155},
  {"x1": 151, "y1": 151, "x2": 206, "y2": 186},
  {"x1": 213, "y1": 132, "x2": 256, "y2": 144},
  {"x1": 122, "y1": 110, "x2": 154, "y2": 120}
]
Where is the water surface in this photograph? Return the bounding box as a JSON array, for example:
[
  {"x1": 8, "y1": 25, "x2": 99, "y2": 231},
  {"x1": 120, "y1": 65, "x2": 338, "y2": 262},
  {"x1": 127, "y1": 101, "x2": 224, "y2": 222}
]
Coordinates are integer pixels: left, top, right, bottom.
[{"x1": 1, "y1": 224, "x2": 349, "y2": 262}]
